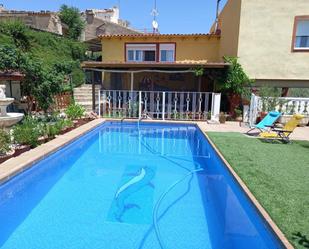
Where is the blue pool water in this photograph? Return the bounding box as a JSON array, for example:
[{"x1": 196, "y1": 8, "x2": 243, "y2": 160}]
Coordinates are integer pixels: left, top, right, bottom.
[{"x1": 0, "y1": 122, "x2": 283, "y2": 249}]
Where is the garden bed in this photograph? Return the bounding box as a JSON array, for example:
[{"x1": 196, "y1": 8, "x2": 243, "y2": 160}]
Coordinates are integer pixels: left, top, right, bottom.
[
  {"x1": 0, "y1": 117, "x2": 95, "y2": 165},
  {"x1": 0, "y1": 103, "x2": 96, "y2": 165}
]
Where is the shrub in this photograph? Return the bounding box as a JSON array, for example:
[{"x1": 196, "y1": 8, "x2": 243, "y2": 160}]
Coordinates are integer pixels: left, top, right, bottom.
[
  {"x1": 219, "y1": 56, "x2": 253, "y2": 95},
  {"x1": 42, "y1": 123, "x2": 61, "y2": 139},
  {"x1": 0, "y1": 129, "x2": 11, "y2": 156},
  {"x1": 259, "y1": 87, "x2": 287, "y2": 113},
  {"x1": 65, "y1": 103, "x2": 85, "y2": 120},
  {"x1": 234, "y1": 108, "x2": 242, "y2": 117},
  {"x1": 12, "y1": 116, "x2": 41, "y2": 147}
]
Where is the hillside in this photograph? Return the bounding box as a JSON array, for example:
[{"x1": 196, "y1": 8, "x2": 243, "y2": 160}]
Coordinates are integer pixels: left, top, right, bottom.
[{"x1": 0, "y1": 26, "x2": 87, "y2": 87}]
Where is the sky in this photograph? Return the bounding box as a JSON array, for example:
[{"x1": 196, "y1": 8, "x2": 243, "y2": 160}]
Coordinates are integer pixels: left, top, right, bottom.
[{"x1": 0, "y1": 0, "x2": 227, "y2": 34}]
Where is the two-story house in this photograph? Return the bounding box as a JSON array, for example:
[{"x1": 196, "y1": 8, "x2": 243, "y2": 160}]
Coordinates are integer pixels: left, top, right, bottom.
[
  {"x1": 82, "y1": 33, "x2": 228, "y2": 93},
  {"x1": 82, "y1": 0, "x2": 309, "y2": 112},
  {"x1": 214, "y1": 0, "x2": 309, "y2": 90}
]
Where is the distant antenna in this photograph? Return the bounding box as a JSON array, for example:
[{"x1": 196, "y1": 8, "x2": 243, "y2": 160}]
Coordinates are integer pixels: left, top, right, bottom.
[{"x1": 151, "y1": 0, "x2": 159, "y2": 33}]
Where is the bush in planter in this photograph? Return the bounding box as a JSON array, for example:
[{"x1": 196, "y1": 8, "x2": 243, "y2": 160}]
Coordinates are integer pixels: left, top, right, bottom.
[
  {"x1": 234, "y1": 108, "x2": 243, "y2": 121},
  {"x1": 258, "y1": 87, "x2": 287, "y2": 113},
  {"x1": 65, "y1": 103, "x2": 85, "y2": 120},
  {"x1": 12, "y1": 117, "x2": 41, "y2": 148},
  {"x1": 218, "y1": 57, "x2": 253, "y2": 116},
  {"x1": 0, "y1": 129, "x2": 11, "y2": 156}
]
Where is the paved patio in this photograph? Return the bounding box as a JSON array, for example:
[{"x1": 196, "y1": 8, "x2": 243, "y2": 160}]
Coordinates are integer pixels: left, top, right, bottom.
[{"x1": 198, "y1": 121, "x2": 309, "y2": 141}]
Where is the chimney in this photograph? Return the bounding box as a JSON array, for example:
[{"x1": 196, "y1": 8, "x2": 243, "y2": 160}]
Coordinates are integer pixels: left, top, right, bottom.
[{"x1": 215, "y1": 0, "x2": 221, "y2": 34}]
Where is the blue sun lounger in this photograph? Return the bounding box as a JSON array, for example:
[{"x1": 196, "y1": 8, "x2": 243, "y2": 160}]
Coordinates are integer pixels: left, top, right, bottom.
[{"x1": 247, "y1": 111, "x2": 282, "y2": 134}]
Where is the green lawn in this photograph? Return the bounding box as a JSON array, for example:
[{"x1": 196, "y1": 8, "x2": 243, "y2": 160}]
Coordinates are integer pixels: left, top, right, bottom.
[{"x1": 207, "y1": 132, "x2": 309, "y2": 249}]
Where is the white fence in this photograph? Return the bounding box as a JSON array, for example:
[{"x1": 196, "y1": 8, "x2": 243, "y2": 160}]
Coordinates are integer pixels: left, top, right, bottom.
[
  {"x1": 248, "y1": 94, "x2": 309, "y2": 126},
  {"x1": 98, "y1": 90, "x2": 221, "y2": 122}
]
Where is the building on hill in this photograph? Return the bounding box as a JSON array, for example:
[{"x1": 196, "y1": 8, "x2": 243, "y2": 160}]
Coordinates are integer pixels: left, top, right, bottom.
[
  {"x1": 0, "y1": 5, "x2": 137, "y2": 40},
  {"x1": 0, "y1": 5, "x2": 63, "y2": 35},
  {"x1": 81, "y1": 7, "x2": 139, "y2": 44},
  {"x1": 82, "y1": 7, "x2": 129, "y2": 27}
]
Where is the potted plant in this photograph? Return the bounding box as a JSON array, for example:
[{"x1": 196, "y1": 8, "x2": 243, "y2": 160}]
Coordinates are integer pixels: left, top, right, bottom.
[
  {"x1": 218, "y1": 56, "x2": 253, "y2": 117},
  {"x1": 219, "y1": 112, "x2": 226, "y2": 124},
  {"x1": 234, "y1": 108, "x2": 243, "y2": 122}
]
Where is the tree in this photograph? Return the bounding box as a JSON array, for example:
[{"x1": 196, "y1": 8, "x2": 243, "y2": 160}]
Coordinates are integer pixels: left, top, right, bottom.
[
  {"x1": 59, "y1": 5, "x2": 85, "y2": 40},
  {"x1": 21, "y1": 58, "x2": 63, "y2": 112},
  {"x1": 0, "y1": 45, "x2": 63, "y2": 112}
]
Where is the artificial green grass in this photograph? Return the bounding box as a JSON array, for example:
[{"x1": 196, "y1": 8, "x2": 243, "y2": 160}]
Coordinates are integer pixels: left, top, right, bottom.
[{"x1": 207, "y1": 132, "x2": 309, "y2": 249}]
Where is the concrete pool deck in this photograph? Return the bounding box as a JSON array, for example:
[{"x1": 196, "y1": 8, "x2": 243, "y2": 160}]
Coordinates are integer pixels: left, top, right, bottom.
[{"x1": 197, "y1": 121, "x2": 309, "y2": 141}]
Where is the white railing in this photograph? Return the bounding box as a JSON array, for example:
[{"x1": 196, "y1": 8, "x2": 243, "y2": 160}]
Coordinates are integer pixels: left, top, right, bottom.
[
  {"x1": 98, "y1": 90, "x2": 221, "y2": 122},
  {"x1": 248, "y1": 94, "x2": 309, "y2": 125}
]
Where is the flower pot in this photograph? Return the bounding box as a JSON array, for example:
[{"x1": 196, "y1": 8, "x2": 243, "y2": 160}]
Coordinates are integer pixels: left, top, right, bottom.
[
  {"x1": 235, "y1": 116, "x2": 243, "y2": 122},
  {"x1": 219, "y1": 113, "x2": 226, "y2": 124},
  {"x1": 242, "y1": 98, "x2": 250, "y2": 106}
]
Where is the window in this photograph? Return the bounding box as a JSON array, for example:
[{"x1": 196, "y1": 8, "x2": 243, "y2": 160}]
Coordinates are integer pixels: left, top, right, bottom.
[
  {"x1": 125, "y1": 43, "x2": 176, "y2": 62},
  {"x1": 159, "y1": 44, "x2": 175, "y2": 62},
  {"x1": 160, "y1": 50, "x2": 174, "y2": 62},
  {"x1": 293, "y1": 16, "x2": 309, "y2": 51},
  {"x1": 126, "y1": 44, "x2": 156, "y2": 62},
  {"x1": 144, "y1": 50, "x2": 156, "y2": 61},
  {"x1": 127, "y1": 50, "x2": 142, "y2": 61}
]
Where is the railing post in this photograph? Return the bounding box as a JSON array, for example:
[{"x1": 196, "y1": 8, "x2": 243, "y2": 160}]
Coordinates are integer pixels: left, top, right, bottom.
[
  {"x1": 211, "y1": 93, "x2": 221, "y2": 123},
  {"x1": 139, "y1": 91, "x2": 142, "y2": 119},
  {"x1": 162, "y1": 92, "x2": 165, "y2": 120},
  {"x1": 98, "y1": 89, "x2": 101, "y2": 117}
]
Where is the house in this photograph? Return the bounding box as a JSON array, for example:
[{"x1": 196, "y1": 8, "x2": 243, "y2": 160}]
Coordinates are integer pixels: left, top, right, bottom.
[
  {"x1": 80, "y1": 0, "x2": 309, "y2": 117},
  {"x1": 82, "y1": 33, "x2": 228, "y2": 93},
  {"x1": 81, "y1": 33, "x2": 227, "y2": 118},
  {"x1": 213, "y1": 0, "x2": 309, "y2": 90}
]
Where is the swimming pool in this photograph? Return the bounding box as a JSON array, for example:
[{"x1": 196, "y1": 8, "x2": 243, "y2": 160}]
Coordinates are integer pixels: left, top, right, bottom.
[{"x1": 0, "y1": 121, "x2": 283, "y2": 249}]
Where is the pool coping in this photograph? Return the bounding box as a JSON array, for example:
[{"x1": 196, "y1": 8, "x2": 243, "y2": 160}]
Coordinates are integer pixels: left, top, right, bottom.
[
  {"x1": 0, "y1": 118, "x2": 294, "y2": 248},
  {"x1": 0, "y1": 119, "x2": 105, "y2": 185},
  {"x1": 197, "y1": 125, "x2": 294, "y2": 249}
]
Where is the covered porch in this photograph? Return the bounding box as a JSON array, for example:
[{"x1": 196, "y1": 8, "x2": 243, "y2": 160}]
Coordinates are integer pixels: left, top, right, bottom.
[
  {"x1": 82, "y1": 61, "x2": 229, "y2": 92},
  {"x1": 82, "y1": 61, "x2": 228, "y2": 122}
]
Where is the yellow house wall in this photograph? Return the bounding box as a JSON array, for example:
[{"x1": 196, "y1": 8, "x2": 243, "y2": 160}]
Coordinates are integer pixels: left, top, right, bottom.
[
  {"x1": 217, "y1": 0, "x2": 241, "y2": 60},
  {"x1": 101, "y1": 36, "x2": 221, "y2": 62},
  {"x1": 237, "y1": 0, "x2": 309, "y2": 83}
]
